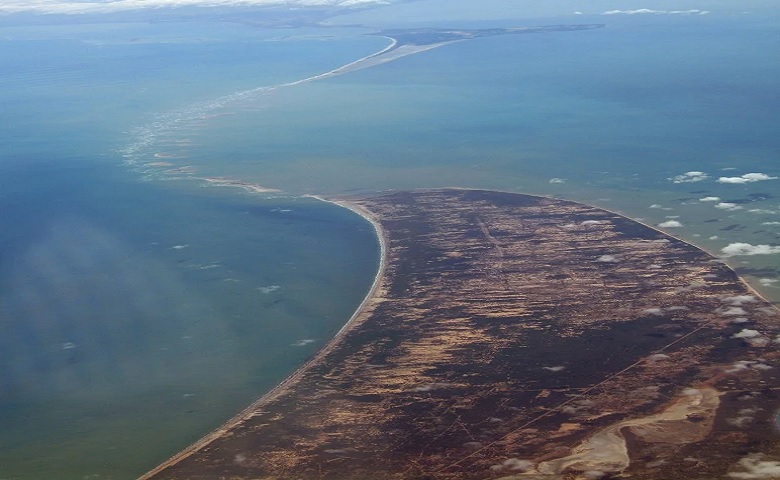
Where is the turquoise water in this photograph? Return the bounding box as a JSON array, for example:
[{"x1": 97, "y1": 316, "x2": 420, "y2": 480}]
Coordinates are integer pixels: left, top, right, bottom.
[
  {"x1": 125, "y1": 12, "x2": 779, "y2": 298},
  {"x1": 0, "y1": 23, "x2": 380, "y2": 479},
  {"x1": 1, "y1": 5, "x2": 779, "y2": 478}
]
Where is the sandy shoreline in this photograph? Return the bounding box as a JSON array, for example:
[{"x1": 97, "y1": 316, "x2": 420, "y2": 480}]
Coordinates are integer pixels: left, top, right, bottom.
[
  {"x1": 139, "y1": 188, "x2": 776, "y2": 478},
  {"x1": 138, "y1": 194, "x2": 387, "y2": 480},
  {"x1": 439, "y1": 187, "x2": 777, "y2": 306},
  {"x1": 141, "y1": 188, "x2": 780, "y2": 479}
]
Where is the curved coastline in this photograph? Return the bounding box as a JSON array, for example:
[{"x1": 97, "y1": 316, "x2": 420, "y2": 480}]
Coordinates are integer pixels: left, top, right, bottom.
[
  {"x1": 140, "y1": 188, "x2": 779, "y2": 479},
  {"x1": 138, "y1": 194, "x2": 387, "y2": 480},
  {"x1": 440, "y1": 186, "x2": 778, "y2": 307}
]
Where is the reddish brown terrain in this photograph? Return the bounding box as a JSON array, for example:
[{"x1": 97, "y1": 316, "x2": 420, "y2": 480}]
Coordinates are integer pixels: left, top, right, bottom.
[{"x1": 142, "y1": 189, "x2": 780, "y2": 480}]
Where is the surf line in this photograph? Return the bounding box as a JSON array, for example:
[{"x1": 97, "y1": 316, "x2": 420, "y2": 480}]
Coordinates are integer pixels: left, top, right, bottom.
[
  {"x1": 121, "y1": 35, "x2": 457, "y2": 168},
  {"x1": 138, "y1": 195, "x2": 388, "y2": 480}
]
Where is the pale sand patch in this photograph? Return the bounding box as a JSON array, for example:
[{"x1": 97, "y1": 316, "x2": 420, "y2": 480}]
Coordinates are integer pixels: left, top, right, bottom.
[{"x1": 534, "y1": 387, "x2": 720, "y2": 475}]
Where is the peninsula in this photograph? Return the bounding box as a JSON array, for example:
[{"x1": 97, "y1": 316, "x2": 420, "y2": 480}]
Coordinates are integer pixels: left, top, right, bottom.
[{"x1": 142, "y1": 189, "x2": 780, "y2": 479}]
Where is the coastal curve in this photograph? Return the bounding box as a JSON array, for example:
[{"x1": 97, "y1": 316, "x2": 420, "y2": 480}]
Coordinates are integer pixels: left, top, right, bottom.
[{"x1": 142, "y1": 189, "x2": 780, "y2": 480}]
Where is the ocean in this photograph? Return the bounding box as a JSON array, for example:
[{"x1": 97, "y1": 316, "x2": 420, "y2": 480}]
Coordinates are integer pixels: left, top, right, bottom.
[{"x1": 0, "y1": 5, "x2": 778, "y2": 478}]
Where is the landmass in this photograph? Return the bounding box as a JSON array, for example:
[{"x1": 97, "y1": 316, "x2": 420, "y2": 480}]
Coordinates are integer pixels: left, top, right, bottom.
[
  {"x1": 282, "y1": 24, "x2": 605, "y2": 84},
  {"x1": 142, "y1": 189, "x2": 780, "y2": 480},
  {"x1": 373, "y1": 25, "x2": 605, "y2": 47}
]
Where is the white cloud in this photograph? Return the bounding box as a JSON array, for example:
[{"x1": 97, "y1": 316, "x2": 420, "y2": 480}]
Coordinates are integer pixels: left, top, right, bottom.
[
  {"x1": 581, "y1": 220, "x2": 607, "y2": 226},
  {"x1": 658, "y1": 220, "x2": 683, "y2": 228},
  {"x1": 721, "y1": 306, "x2": 747, "y2": 316},
  {"x1": 549, "y1": 178, "x2": 566, "y2": 184},
  {"x1": 733, "y1": 329, "x2": 761, "y2": 339},
  {"x1": 763, "y1": 222, "x2": 780, "y2": 225},
  {"x1": 410, "y1": 382, "x2": 452, "y2": 392},
  {"x1": 543, "y1": 365, "x2": 566, "y2": 372},
  {"x1": 718, "y1": 173, "x2": 778, "y2": 184},
  {"x1": 669, "y1": 171, "x2": 709, "y2": 184},
  {"x1": 728, "y1": 454, "x2": 780, "y2": 479},
  {"x1": 715, "y1": 202, "x2": 743, "y2": 211},
  {"x1": 722, "y1": 295, "x2": 757, "y2": 305},
  {"x1": 732, "y1": 329, "x2": 770, "y2": 347},
  {"x1": 0, "y1": 0, "x2": 390, "y2": 15},
  {"x1": 603, "y1": 9, "x2": 709, "y2": 15},
  {"x1": 721, "y1": 243, "x2": 780, "y2": 257},
  {"x1": 490, "y1": 458, "x2": 535, "y2": 472},
  {"x1": 647, "y1": 353, "x2": 670, "y2": 361},
  {"x1": 596, "y1": 254, "x2": 619, "y2": 263},
  {"x1": 759, "y1": 278, "x2": 778, "y2": 287},
  {"x1": 699, "y1": 196, "x2": 721, "y2": 202}
]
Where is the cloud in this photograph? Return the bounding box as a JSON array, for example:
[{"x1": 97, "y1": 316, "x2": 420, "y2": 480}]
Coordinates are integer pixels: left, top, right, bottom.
[
  {"x1": 596, "y1": 254, "x2": 619, "y2": 263},
  {"x1": 543, "y1": 365, "x2": 566, "y2": 372},
  {"x1": 718, "y1": 173, "x2": 778, "y2": 184},
  {"x1": 728, "y1": 454, "x2": 780, "y2": 479},
  {"x1": 699, "y1": 196, "x2": 721, "y2": 202},
  {"x1": 603, "y1": 9, "x2": 710, "y2": 15},
  {"x1": 721, "y1": 243, "x2": 780, "y2": 257},
  {"x1": 732, "y1": 329, "x2": 770, "y2": 347},
  {"x1": 549, "y1": 178, "x2": 566, "y2": 184},
  {"x1": 0, "y1": 0, "x2": 390, "y2": 15},
  {"x1": 720, "y1": 306, "x2": 747, "y2": 316},
  {"x1": 669, "y1": 171, "x2": 709, "y2": 184},
  {"x1": 727, "y1": 359, "x2": 772, "y2": 373},
  {"x1": 715, "y1": 202, "x2": 743, "y2": 211},
  {"x1": 647, "y1": 353, "x2": 670, "y2": 361},
  {"x1": 410, "y1": 382, "x2": 452, "y2": 393},
  {"x1": 490, "y1": 458, "x2": 535, "y2": 472},
  {"x1": 722, "y1": 295, "x2": 757, "y2": 306},
  {"x1": 759, "y1": 278, "x2": 778, "y2": 287},
  {"x1": 733, "y1": 329, "x2": 761, "y2": 339},
  {"x1": 657, "y1": 220, "x2": 683, "y2": 228}
]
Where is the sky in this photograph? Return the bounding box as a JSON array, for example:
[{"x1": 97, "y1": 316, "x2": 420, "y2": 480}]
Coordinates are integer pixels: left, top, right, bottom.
[
  {"x1": 0, "y1": 0, "x2": 391, "y2": 15},
  {"x1": 3, "y1": 0, "x2": 779, "y2": 17}
]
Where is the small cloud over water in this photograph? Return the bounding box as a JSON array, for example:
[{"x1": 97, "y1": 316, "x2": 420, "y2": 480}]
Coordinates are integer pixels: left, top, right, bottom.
[
  {"x1": 657, "y1": 220, "x2": 683, "y2": 228},
  {"x1": 669, "y1": 171, "x2": 709, "y2": 184},
  {"x1": 715, "y1": 202, "x2": 743, "y2": 211},
  {"x1": 603, "y1": 9, "x2": 710, "y2": 15},
  {"x1": 721, "y1": 243, "x2": 780, "y2": 257},
  {"x1": 718, "y1": 173, "x2": 778, "y2": 184}
]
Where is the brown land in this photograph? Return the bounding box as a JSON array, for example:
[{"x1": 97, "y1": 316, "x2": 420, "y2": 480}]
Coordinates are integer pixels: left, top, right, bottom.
[{"x1": 142, "y1": 189, "x2": 780, "y2": 480}]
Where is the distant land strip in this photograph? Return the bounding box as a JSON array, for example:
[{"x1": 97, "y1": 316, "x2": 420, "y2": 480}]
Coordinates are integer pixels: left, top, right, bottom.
[{"x1": 142, "y1": 189, "x2": 780, "y2": 480}]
